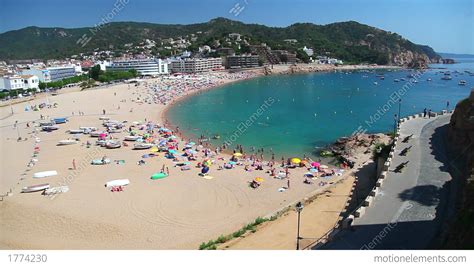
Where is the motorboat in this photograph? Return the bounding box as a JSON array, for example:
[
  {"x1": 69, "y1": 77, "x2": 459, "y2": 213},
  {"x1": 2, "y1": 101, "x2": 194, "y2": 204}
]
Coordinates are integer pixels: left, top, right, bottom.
[
  {"x1": 124, "y1": 135, "x2": 140, "y2": 141},
  {"x1": 105, "y1": 140, "x2": 121, "y2": 149},
  {"x1": 42, "y1": 125, "x2": 59, "y2": 132},
  {"x1": 22, "y1": 183, "x2": 50, "y2": 193},
  {"x1": 57, "y1": 139, "x2": 77, "y2": 145},
  {"x1": 133, "y1": 143, "x2": 153, "y2": 150}
]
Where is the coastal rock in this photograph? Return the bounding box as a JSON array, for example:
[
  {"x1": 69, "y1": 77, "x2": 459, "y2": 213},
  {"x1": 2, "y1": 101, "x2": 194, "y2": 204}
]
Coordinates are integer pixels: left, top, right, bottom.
[{"x1": 444, "y1": 89, "x2": 474, "y2": 248}]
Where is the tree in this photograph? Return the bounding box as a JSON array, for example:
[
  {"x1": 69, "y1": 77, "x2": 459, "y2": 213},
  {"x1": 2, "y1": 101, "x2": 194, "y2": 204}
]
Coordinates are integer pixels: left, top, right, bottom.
[
  {"x1": 39, "y1": 82, "x2": 46, "y2": 90},
  {"x1": 89, "y1": 65, "x2": 102, "y2": 80}
]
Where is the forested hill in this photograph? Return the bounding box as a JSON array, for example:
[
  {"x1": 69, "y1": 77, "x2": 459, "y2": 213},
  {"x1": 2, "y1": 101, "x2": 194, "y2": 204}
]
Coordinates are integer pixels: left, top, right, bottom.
[{"x1": 0, "y1": 17, "x2": 440, "y2": 66}]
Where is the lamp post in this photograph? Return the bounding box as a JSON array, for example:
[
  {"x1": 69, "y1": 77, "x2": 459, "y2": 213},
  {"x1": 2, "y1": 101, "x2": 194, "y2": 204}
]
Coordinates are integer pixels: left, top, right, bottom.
[
  {"x1": 398, "y1": 99, "x2": 401, "y2": 126},
  {"x1": 295, "y1": 201, "x2": 304, "y2": 250},
  {"x1": 393, "y1": 114, "x2": 398, "y2": 136}
]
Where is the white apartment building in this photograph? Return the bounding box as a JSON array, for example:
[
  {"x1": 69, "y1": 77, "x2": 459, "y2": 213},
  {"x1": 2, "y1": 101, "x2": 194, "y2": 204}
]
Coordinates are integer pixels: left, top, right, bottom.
[
  {"x1": 0, "y1": 75, "x2": 24, "y2": 90},
  {"x1": 107, "y1": 59, "x2": 169, "y2": 76},
  {"x1": 170, "y1": 58, "x2": 223, "y2": 73},
  {"x1": 21, "y1": 65, "x2": 77, "y2": 82},
  {"x1": 21, "y1": 75, "x2": 40, "y2": 90}
]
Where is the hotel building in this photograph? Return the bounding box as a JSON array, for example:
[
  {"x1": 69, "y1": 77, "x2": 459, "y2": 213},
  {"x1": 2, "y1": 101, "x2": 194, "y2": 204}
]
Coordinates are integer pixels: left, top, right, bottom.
[{"x1": 106, "y1": 59, "x2": 169, "y2": 76}]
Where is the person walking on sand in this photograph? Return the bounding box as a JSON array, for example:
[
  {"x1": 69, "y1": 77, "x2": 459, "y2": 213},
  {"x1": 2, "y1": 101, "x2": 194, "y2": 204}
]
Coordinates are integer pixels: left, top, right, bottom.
[
  {"x1": 423, "y1": 108, "x2": 427, "y2": 118},
  {"x1": 102, "y1": 109, "x2": 106, "y2": 115},
  {"x1": 446, "y1": 101, "x2": 450, "y2": 112},
  {"x1": 72, "y1": 159, "x2": 76, "y2": 170},
  {"x1": 287, "y1": 178, "x2": 290, "y2": 189}
]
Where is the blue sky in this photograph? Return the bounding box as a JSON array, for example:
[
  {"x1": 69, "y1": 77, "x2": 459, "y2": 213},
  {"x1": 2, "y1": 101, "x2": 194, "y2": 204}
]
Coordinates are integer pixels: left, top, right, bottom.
[{"x1": 0, "y1": 0, "x2": 473, "y2": 54}]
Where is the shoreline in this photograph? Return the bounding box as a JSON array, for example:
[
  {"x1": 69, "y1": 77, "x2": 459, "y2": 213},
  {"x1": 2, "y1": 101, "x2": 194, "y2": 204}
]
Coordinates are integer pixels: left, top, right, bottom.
[{"x1": 160, "y1": 63, "x2": 403, "y2": 159}]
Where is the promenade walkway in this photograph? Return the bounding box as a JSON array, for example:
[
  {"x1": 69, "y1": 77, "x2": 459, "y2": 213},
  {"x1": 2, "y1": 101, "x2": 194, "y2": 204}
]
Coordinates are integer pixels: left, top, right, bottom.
[{"x1": 321, "y1": 114, "x2": 454, "y2": 249}]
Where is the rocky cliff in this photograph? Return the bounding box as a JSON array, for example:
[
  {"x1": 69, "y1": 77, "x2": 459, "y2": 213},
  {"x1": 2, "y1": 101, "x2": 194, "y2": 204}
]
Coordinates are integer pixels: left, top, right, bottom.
[{"x1": 443, "y1": 89, "x2": 474, "y2": 249}]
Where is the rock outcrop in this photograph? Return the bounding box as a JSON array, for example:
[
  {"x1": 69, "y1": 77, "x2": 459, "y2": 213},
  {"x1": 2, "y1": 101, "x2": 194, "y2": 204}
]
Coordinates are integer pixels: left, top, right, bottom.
[{"x1": 443, "y1": 89, "x2": 474, "y2": 249}]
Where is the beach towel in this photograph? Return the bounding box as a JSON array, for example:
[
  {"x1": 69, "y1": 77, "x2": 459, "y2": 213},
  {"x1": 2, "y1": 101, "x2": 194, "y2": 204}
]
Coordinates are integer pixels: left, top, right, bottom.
[{"x1": 201, "y1": 175, "x2": 214, "y2": 180}]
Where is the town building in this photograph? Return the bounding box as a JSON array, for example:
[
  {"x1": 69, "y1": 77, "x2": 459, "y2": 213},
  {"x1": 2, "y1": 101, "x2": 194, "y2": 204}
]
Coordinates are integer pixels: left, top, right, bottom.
[
  {"x1": 47, "y1": 66, "x2": 77, "y2": 81},
  {"x1": 20, "y1": 75, "x2": 40, "y2": 90},
  {"x1": 0, "y1": 75, "x2": 24, "y2": 90},
  {"x1": 225, "y1": 55, "x2": 259, "y2": 69},
  {"x1": 20, "y1": 68, "x2": 51, "y2": 83},
  {"x1": 169, "y1": 58, "x2": 223, "y2": 73},
  {"x1": 106, "y1": 59, "x2": 169, "y2": 76}
]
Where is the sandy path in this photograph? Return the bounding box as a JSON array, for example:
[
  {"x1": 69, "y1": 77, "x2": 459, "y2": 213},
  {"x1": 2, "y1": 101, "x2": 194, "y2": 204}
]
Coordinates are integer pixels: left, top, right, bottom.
[{"x1": 221, "y1": 175, "x2": 355, "y2": 250}]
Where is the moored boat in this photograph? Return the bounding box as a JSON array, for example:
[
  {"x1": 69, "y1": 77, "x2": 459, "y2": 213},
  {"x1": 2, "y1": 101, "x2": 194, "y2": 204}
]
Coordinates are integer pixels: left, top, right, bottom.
[
  {"x1": 105, "y1": 140, "x2": 121, "y2": 149},
  {"x1": 22, "y1": 183, "x2": 50, "y2": 193},
  {"x1": 57, "y1": 139, "x2": 77, "y2": 145},
  {"x1": 105, "y1": 179, "x2": 130, "y2": 188},
  {"x1": 42, "y1": 125, "x2": 59, "y2": 132},
  {"x1": 33, "y1": 170, "x2": 58, "y2": 178},
  {"x1": 133, "y1": 143, "x2": 153, "y2": 150},
  {"x1": 458, "y1": 80, "x2": 467, "y2": 86},
  {"x1": 124, "y1": 135, "x2": 140, "y2": 141}
]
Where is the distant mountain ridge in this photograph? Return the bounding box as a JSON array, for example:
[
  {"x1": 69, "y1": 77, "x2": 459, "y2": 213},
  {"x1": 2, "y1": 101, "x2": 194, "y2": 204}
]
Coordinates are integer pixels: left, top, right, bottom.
[{"x1": 0, "y1": 17, "x2": 440, "y2": 66}]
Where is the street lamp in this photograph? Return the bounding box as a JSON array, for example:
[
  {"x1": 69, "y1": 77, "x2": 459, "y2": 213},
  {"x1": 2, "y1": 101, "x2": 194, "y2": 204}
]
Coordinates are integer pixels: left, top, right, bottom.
[
  {"x1": 393, "y1": 114, "x2": 398, "y2": 136},
  {"x1": 295, "y1": 201, "x2": 304, "y2": 250},
  {"x1": 398, "y1": 99, "x2": 402, "y2": 126}
]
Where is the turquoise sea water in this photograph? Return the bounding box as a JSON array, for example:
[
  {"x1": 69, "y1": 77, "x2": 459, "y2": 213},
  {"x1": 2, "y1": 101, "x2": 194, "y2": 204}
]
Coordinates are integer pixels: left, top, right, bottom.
[{"x1": 167, "y1": 58, "x2": 474, "y2": 158}]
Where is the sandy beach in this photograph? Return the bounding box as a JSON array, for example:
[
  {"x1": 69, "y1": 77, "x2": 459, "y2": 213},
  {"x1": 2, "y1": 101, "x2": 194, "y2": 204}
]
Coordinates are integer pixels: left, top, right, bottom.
[{"x1": 0, "y1": 64, "x2": 387, "y2": 249}]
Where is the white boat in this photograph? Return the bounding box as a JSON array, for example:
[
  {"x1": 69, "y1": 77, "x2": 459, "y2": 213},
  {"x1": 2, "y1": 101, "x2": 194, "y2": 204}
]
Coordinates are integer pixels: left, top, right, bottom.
[
  {"x1": 22, "y1": 183, "x2": 50, "y2": 193},
  {"x1": 105, "y1": 179, "x2": 130, "y2": 188},
  {"x1": 80, "y1": 126, "x2": 98, "y2": 132},
  {"x1": 124, "y1": 135, "x2": 140, "y2": 141},
  {"x1": 90, "y1": 131, "x2": 106, "y2": 137},
  {"x1": 68, "y1": 129, "x2": 84, "y2": 134},
  {"x1": 58, "y1": 139, "x2": 77, "y2": 145},
  {"x1": 44, "y1": 186, "x2": 69, "y2": 195},
  {"x1": 105, "y1": 140, "x2": 121, "y2": 149},
  {"x1": 33, "y1": 170, "x2": 58, "y2": 178},
  {"x1": 133, "y1": 143, "x2": 153, "y2": 150},
  {"x1": 458, "y1": 80, "x2": 467, "y2": 86}
]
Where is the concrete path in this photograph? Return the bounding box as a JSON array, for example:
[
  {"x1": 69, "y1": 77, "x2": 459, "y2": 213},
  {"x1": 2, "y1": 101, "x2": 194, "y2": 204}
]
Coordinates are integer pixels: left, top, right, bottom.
[{"x1": 321, "y1": 114, "x2": 454, "y2": 249}]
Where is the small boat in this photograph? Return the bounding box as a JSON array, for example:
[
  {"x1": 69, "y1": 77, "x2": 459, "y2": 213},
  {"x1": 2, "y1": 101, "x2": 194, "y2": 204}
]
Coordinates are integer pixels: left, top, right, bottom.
[
  {"x1": 22, "y1": 183, "x2": 50, "y2": 193},
  {"x1": 105, "y1": 140, "x2": 121, "y2": 149},
  {"x1": 52, "y1": 117, "x2": 68, "y2": 124},
  {"x1": 105, "y1": 179, "x2": 130, "y2": 188},
  {"x1": 39, "y1": 121, "x2": 55, "y2": 127},
  {"x1": 44, "y1": 186, "x2": 69, "y2": 195},
  {"x1": 124, "y1": 135, "x2": 140, "y2": 141},
  {"x1": 427, "y1": 78, "x2": 432, "y2": 81},
  {"x1": 42, "y1": 125, "x2": 59, "y2": 132},
  {"x1": 80, "y1": 126, "x2": 98, "y2": 132},
  {"x1": 212, "y1": 134, "x2": 221, "y2": 140},
  {"x1": 96, "y1": 140, "x2": 107, "y2": 146},
  {"x1": 441, "y1": 76, "x2": 452, "y2": 80},
  {"x1": 133, "y1": 143, "x2": 153, "y2": 150},
  {"x1": 68, "y1": 129, "x2": 84, "y2": 134},
  {"x1": 373, "y1": 81, "x2": 378, "y2": 85},
  {"x1": 33, "y1": 170, "x2": 58, "y2": 178},
  {"x1": 107, "y1": 128, "x2": 122, "y2": 133},
  {"x1": 90, "y1": 131, "x2": 106, "y2": 137},
  {"x1": 58, "y1": 139, "x2": 77, "y2": 145},
  {"x1": 458, "y1": 80, "x2": 467, "y2": 86},
  {"x1": 91, "y1": 158, "x2": 111, "y2": 165},
  {"x1": 394, "y1": 79, "x2": 400, "y2": 82}
]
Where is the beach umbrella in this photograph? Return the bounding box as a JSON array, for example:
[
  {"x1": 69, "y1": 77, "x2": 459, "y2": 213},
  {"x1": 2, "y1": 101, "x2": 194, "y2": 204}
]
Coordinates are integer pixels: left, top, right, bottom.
[
  {"x1": 201, "y1": 166, "x2": 209, "y2": 174},
  {"x1": 187, "y1": 142, "x2": 196, "y2": 146},
  {"x1": 311, "y1": 162, "x2": 321, "y2": 167},
  {"x1": 233, "y1": 152, "x2": 243, "y2": 157},
  {"x1": 291, "y1": 158, "x2": 301, "y2": 164},
  {"x1": 168, "y1": 149, "x2": 177, "y2": 154},
  {"x1": 150, "y1": 146, "x2": 159, "y2": 152},
  {"x1": 228, "y1": 161, "x2": 237, "y2": 165}
]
